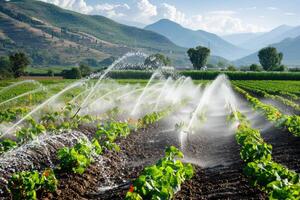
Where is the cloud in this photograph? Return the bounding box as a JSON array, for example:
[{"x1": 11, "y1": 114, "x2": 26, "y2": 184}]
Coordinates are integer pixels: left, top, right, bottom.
[
  {"x1": 137, "y1": 0, "x2": 157, "y2": 19},
  {"x1": 38, "y1": 0, "x2": 266, "y2": 34},
  {"x1": 157, "y1": 6, "x2": 265, "y2": 34},
  {"x1": 285, "y1": 12, "x2": 296, "y2": 16},
  {"x1": 93, "y1": 3, "x2": 130, "y2": 18},
  {"x1": 40, "y1": 0, "x2": 93, "y2": 14},
  {"x1": 158, "y1": 3, "x2": 187, "y2": 24},
  {"x1": 267, "y1": 7, "x2": 278, "y2": 10}
]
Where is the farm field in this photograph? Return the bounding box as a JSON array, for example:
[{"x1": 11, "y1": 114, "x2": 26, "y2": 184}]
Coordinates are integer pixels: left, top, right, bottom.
[{"x1": 0, "y1": 75, "x2": 299, "y2": 200}]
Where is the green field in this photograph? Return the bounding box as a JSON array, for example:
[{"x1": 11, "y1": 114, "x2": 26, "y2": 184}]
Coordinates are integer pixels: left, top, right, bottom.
[{"x1": 0, "y1": 77, "x2": 300, "y2": 200}]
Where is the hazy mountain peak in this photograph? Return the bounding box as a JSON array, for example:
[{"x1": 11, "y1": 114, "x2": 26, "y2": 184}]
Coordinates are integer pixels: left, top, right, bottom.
[{"x1": 145, "y1": 19, "x2": 250, "y2": 60}]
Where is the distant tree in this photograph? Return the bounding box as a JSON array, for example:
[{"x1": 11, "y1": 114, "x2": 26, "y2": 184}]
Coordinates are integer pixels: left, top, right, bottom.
[
  {"x1": 249, "y1": 64, "x2": 262, "y2": 71},
  {"x1": 206, "y1": 63, "x2": 215, "y2": 68},
  {"x1": 62, "y1": 67, "x2": 82, "y2": 79},
  {"x1": 0, "y1": 56, "x2": 12, "y2": 79},
  {"x1": 144, "y1": 53, "x2": 171, "y2": 68},
  {"x1": 258, "y1": 47, "x2": 283, "y2": 71},
  {"x1": 271, "y1": 65, "x2": 287, "y2": 72},
  {"x1": 47, "y1": 69, "x2": 54, "y2": 77},
  {"x1": 187, "y1": 46, "x2": 210, "y2": 70},
  {"x1": 227, "y1": 65, "x2": 237, "y2": 71},
  {"x1": 9, "y1": 52, "x2": 30, "y2": 78},
  {"x1": 79, "y1": 64, "x2": 92, "y2": 77},
  {"x1": 217, "y1": 61, "x2": 225, "y2": 68}
]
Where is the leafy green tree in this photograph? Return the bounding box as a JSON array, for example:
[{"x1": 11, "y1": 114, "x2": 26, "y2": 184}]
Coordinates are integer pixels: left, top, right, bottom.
[
  {"x1": 144, "y1": 53, "x2": 171, "y2": 68},
  {"x1": 227, "y1": 65, "x2": 237, "y2": 71},
  {"x1": 271, "y1": 65, "x2": 286, "y2": 72},
  {"x1": 258, "y1": 47, "x2": 283, "y2": 71},
  {"x1": 9, "y1": 52, "x2": 30, "y2": 78},
  {"x1": 79, "y1": 64, "x2": 92, "y2": 77},
  {"x1": 47, "y1": 69, "x2": 54, "y2": 77},
  {"x1": 0, "y1": 56, "x2": 12, "y2": 79},
  {"x1": 249, "y1": 64, "x2": 262, "y2": 71},
  {"x1": 62, "y1": 67, "x2": 82, "y2": 79},
  {"x1": 187, "y1": 46, "x2": 210, "y2": 70}
]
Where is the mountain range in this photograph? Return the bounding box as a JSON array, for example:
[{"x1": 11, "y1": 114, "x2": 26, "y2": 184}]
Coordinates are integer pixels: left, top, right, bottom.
[
  {"x1": 0, "y1": 0, "x2": 230, "y2": 68},
  {"x1": 237, "y1": 25, "x2": 300, "y2": 51},
  {"x1": 0, "y1": 0, "x2": 299, "y2": 68},
  {"x1": 145, "y1": 19, "x2": 251, "y2": 60},
  {"x1": 235, "y1": 35, "x2": 300, "y2": 66}
]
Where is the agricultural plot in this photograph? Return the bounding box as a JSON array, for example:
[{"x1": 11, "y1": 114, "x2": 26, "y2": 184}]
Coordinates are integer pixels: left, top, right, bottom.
[{"x1": 0, "y1": 75, "x2": 299, "y2": 200}]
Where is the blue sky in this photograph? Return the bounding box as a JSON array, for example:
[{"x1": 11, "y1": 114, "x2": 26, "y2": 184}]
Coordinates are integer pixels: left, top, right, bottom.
[{"x1": 40, "y1": 0, "x2": 300, "y2": 34}]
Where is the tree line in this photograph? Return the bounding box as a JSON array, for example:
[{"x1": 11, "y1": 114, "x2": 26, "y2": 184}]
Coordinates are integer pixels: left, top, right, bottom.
[{"x1": 186, "y1": 45, "x2": 287, "y2": 71}]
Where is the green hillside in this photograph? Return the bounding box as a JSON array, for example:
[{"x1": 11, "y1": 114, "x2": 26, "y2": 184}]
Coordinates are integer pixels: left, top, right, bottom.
[{"x1": 0, "y1": 0, "x2": 228, "y2": 68}]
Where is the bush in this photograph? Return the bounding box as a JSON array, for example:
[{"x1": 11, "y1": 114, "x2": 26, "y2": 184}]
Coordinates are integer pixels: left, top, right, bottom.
[{"x1": 62, "y1": 67, "x2": 82, "y2": 79}]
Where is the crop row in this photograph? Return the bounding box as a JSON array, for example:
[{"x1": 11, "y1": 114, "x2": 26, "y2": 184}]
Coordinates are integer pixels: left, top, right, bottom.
[
  {"x1": 234, "y1": 83, "x2": 300, "y2": 112},
  {"x1": 235, "y1": 87, "x2": 300, "y2": 137},
  {"x1": 233, "y1": 81, "x2": 300, "y2": 100},
  {"x1": 125, "y1": 146, "x2": 193, "y2": 200},
  {"x1": 6, "y1": 106, "x2": 175, "y2": 199},
  {"x1": 228, "y1": 112, "x2": 300, "y2": 199},
  {"x1": 0, "y1": 103, "x2": 94, "y2": 154}
]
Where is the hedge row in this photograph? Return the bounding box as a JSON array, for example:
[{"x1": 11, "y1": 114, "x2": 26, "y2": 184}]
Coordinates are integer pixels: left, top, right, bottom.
[
  {"x1": 28, "y1": 70, "x2": 300, "y2": 80},
  {"x1": 107, "y1": 70, "x2": 300, "y2": 80}
]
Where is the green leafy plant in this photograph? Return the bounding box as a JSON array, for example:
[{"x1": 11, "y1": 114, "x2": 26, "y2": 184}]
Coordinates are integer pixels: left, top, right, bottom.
[
  {"x1": 57, "y1": 139, "x2": 97, "y2": 174},
  {"x1": 0, "y1": 107, "x2": 28, "y2": 123},
  {"x1": 8, "y1": 168, "x2": 57, "y2": 200},
  {"x1": 235, "y1": 86, "x2": 300, "y2": 137},
  {"x1": 0, "y1": 138, "x2": 17, "y2": 154},
  {"x1": 230, "y1": 111, "x2": 300, "y2": 199},
  {"x1": 16, "y1": 117, "x2": 46, "y2": 144},
  {"x1": 126, "y1": 146, "x2": 193, "y2": 199}
]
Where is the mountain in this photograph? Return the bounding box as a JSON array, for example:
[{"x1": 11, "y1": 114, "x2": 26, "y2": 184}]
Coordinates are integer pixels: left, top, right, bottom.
[
  {"x1": 145, "y1": 19, "x2": 250, "y2": 60},
  {"x1": 1, "y1": 0, "x2": 215, "y2": 67},
  {"x1": 222, "y1": 32, "x2": 264, "y2": 46},
  {"x1": 239, "y1": 25, "x2": 300, "y2": 50},
  {"x1": 235, "y1": 35, "x2": 300, "y2": 66}
]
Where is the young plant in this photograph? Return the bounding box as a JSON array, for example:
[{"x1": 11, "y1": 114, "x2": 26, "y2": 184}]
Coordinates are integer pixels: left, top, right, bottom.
[
  {"x1": 0, "y1": 138, "x2": 17, "y2": 154},
  {"x1": 126, "y1": 146, "x2": 193, "y2": 199},
  {"x1": 8, "y1": 168, "x2": 57, "y2": 200},
  {"x1": 57, "y1": 139, "x2": 100, "y2": 174}
]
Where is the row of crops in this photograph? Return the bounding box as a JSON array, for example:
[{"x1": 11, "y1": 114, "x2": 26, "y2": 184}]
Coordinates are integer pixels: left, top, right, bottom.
[
  {"x1": 0, "y1": 78, "x2": 299, "y2": 199},
  {"x1": 2, "y1": 101, "x2": 189, "y2": 199}
]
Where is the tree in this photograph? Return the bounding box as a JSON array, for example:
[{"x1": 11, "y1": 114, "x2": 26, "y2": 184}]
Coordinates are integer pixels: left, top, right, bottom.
[
  {"x1": 144, "y1": 53, "x2": 171, "y2": 69},
  {"x1": 79, "y1": 64, "x2": 92, "y2": 77},
  {"x1": 227, "y1": 65, "x2": 237, "y2": 71},
  {"x1": 0, "y1": 56, "x2": 12, "y2": 79},
  {"x1": 249, "y1": 64, "x2": 262, "y2": 71},
  {"x1": 258, "y1": 47, "x2": 283, "y2": 71},
  {"x1": 47, "y1": 69, "x2": 54, "y2": 77},
  {"x1": 62, "y1": 67, "x2": 82, "y2": 79},
  {"x1": 187, "y1": 46, "x2": 210, "y2": 70},
  {"x1": 9, "y1": 52, "x2": 30, "y2": 78}
]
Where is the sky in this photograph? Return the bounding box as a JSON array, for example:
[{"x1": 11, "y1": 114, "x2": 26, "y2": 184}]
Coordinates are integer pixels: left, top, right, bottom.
[{"x1": 39, "y1": 0, "x2": 300, "y2": 35}]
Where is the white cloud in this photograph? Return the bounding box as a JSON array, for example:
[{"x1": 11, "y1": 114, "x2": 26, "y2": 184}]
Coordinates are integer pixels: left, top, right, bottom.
[
  {"x1": 137, "y1": 0, "x2": 157, "y2": 18},
  {"x1": 285, "y1": 12, "x2": 296, "y2": 16},
  {"x1": 246, "y1": 6, "x2": 257, "y2": 10},
  {"x1": 267, "y1": 7, "x2": 278, "y2": 10},
  {"x1": 93, "y1": 3, "x2": 130, "y2": 18},
  {"x1": 40, "y1": 0, "x2": 93, "y2": 14},
  {"x1": 158, "y1": 3, "x2": 187, "y2": 24}
]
